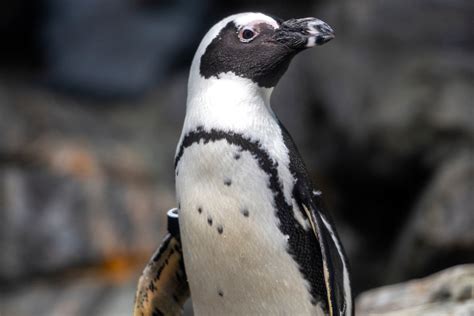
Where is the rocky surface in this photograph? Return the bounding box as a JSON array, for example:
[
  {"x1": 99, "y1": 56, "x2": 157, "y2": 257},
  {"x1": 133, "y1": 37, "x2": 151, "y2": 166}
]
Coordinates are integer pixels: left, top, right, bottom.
[
  {"x1": 297, "y1": 0, "x2": 474, "y2": 290},
  {"x1": 0, "y1": 73, "x2": 187, "y2": 283},
  {"x1": 388, "y1": 152, "x2": 474, "y2": 282},
  {"x1": 356, "y1": 264, "x2": 474, "y2": 315},
  {"x1": 1, "y1": 273, "x2": 194, "y2": 316},
  {"x1": 2, "y1": 277, "x2": 138, "y2": 316}
]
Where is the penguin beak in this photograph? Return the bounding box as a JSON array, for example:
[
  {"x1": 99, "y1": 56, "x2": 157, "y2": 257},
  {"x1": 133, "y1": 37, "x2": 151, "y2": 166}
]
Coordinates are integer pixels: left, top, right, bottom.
[{"x1": 274, "y1": 18, "x2": 335, "y2": 50}]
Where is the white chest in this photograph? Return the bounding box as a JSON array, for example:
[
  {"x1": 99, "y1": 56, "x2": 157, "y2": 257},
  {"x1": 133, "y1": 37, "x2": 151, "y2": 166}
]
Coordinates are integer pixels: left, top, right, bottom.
[{"x1": 175, "y1": 138, "x2": 324, "y2": 315}]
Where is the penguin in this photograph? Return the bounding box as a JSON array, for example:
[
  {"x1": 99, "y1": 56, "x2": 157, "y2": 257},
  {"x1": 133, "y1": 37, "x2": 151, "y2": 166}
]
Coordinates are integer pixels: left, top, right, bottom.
[{"x1": 134, "y1": 12, "x2": 353, "y2": 316}]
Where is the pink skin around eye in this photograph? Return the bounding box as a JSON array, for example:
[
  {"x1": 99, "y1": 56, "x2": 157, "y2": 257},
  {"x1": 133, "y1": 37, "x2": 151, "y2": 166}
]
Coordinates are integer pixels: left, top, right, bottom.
[{"x1": 238, "y1": 20, "x2": 277, "y2": 42}]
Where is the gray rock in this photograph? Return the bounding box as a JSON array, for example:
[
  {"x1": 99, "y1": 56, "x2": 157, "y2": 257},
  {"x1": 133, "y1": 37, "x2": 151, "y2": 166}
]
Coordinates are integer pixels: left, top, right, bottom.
[
  {"x1": 299, "y1": 0, "x2": 474, "y2": 289},
  {"x1": 310, "y1": 0, "x2": 473, "y2": 162},
  {"x1": 0, "y1": 73, "x2": 188, "y2": 282},
  {"x1": 356, "y1": 264, "x2": 474, "y2": 315},
  {"x1": 388, "y1": 152, "x2": 474, "y2": 281},
  {"x1": 1, "y1": 277, "x2": 137, "y2": 316}
]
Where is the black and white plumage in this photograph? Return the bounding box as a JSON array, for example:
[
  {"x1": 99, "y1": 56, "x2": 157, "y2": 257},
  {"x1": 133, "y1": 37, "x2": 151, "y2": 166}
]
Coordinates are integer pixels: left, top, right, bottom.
[{"x1": 135, "y1": 12, "x2": 353, "y2": 316}]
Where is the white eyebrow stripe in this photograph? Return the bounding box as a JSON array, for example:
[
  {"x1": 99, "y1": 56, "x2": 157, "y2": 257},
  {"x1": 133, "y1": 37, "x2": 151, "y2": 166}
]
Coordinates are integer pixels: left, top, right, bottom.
[{"x1": 233, "y1": 13, "x2": 279, "y2": 29}]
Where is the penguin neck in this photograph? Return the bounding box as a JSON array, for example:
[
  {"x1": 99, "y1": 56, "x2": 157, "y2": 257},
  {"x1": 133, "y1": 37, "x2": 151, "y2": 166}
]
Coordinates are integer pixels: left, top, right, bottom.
[{"x1": 185, "y1": 72, "x2": 276, "y2": 134}]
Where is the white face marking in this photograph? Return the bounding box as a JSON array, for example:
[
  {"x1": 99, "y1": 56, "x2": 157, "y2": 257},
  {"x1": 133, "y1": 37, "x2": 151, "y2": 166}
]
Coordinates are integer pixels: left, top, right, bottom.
[{"x1": 233, "y1": 13, "x2": 279, "y2": 29}]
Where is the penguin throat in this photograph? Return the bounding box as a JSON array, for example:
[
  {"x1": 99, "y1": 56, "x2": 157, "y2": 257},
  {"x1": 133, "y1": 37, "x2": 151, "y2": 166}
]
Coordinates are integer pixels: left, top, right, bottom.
[{"x1": 188, "y1": 72, "x2": 273, "y2": 110}]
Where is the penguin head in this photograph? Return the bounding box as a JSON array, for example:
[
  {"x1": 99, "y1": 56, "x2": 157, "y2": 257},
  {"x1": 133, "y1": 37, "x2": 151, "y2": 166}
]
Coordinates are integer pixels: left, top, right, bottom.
[{"x1": 192, "y1": 12, "x2": 335, "y2": 89}]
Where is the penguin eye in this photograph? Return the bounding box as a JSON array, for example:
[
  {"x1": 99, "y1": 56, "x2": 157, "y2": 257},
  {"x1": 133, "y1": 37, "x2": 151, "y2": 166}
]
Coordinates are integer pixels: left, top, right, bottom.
[{"x1": 238, "y1": 27, "x2": 258, "y2": 42}]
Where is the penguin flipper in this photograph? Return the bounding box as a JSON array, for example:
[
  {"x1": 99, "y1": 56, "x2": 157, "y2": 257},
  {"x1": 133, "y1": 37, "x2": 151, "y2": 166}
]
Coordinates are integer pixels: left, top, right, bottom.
[
  {"x1": 278, "y1": 121, "x2": 352, "y2": 315},
  {"x1": 297, "y1": 190, "x2": 353, "y2": 316},
  {"x1": 133, "y1": 209, "x2": 189, "y2": 316}
]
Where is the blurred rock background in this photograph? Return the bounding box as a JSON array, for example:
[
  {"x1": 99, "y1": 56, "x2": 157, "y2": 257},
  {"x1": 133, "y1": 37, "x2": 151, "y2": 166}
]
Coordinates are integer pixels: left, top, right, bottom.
[{"x1": 0, "y1": 0, "x2": 472, "y2": 315}]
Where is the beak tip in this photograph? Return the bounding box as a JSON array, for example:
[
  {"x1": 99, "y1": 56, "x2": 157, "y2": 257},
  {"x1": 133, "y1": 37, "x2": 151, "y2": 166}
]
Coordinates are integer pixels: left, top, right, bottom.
[
  {"x1": 305, "y1": 19, "x2": 335, "y2": 47},
  {"x1": 318, "y1": 33, "x2": 335, "y2": 44}
]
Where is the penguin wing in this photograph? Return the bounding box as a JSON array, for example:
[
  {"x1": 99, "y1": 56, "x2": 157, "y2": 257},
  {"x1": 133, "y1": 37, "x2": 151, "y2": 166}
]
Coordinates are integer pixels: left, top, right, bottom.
[
  {"x1": 134, "y1": 210, "x2": 189, "y2": 316},
  {"x1": 278, "y1": 122, "x2": 353, "y2": 316},
  {"x1": 296, "y1": 187, "x2": 352, "y2": 316}
]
